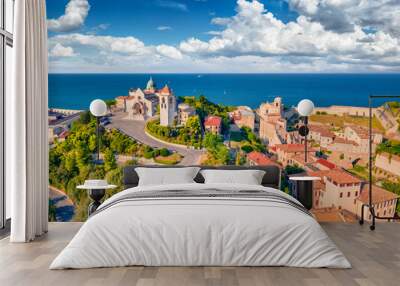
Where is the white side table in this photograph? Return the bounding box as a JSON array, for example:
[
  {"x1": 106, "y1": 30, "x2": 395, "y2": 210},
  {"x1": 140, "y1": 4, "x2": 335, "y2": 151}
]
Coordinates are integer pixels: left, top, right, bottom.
[{"x1": 77, "y1": 180, "x2": 117, "y2": 215}]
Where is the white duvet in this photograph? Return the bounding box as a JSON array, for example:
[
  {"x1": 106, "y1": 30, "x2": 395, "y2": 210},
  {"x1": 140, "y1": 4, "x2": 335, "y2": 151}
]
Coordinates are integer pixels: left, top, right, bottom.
[{"x1": 50, "y1": 183, "x2": 351, "y2": 269}]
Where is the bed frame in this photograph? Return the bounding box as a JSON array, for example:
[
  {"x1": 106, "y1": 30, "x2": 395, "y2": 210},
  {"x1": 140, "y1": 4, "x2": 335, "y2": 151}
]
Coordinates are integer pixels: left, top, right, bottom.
[{"x1": 123, "y1": 165, "x2": 281, "y2": 190}]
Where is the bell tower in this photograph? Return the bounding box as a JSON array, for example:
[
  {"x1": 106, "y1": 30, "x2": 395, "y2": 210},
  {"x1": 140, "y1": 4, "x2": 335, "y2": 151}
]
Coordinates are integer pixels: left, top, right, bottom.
[{"x1": 159, "y1": 85, "x2": 176, "y2": 127}]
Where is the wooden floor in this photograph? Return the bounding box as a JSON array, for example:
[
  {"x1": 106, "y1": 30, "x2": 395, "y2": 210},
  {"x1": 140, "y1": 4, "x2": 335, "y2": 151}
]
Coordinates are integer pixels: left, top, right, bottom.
[{"x1": 0, "y1": 222, "x2": 399, "y2": 286}]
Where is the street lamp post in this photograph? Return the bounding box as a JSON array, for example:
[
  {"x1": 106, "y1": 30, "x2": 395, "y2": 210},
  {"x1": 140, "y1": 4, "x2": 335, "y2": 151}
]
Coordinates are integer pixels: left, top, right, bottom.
[
  {"x1": 297, "y1": 99, "x2": 315, "y2": 163},
  {"x1": 89, "y1": 99, "x2": 107, "y2": 163}
]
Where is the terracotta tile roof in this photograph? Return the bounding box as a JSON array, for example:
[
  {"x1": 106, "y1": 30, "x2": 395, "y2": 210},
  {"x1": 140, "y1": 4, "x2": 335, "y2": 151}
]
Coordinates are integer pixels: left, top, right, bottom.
[
  {"x1": 291, "y1": 154, "x2": 317, "y2": 165},
  {"x1": 316, "y1": 158, "x2": 336, "y2": 169},
  {"x1": 117, "y1": 95, "x2": 136, "y2": 100},
  {"x1": 358, "y1": 184, "x2": 400, "y2": 204},
  {"x1": 325, "y1": 169, "x2": 362, "y2": 185},
  {"x1": 269, "y1": 146, "x2": 277, "y2": 152},
  {"x1": 309, "y1": 125, "x2": 335, "y2": 138},
  {"x1": 333, "y1": 137, "x2": 359, "y2": 146},
  {"x1": 247, "y1": 151, "x2": 278, "y2": 166},
  {"x1": 275, "y1": 144, "x2": 316, "y2": 153},
  {"x1": 204, "y1": 116, "x2": 222, "y2": 127},
  {"x1": 309, "y1": 169, "x2": 361, "y2": 185},
  {"x1": 307, "y1": 170, "x2": 330, "y2": 180},
  {"x1": 346, "y1": 125, "x2": 369, "y2": 139},
  {"x1": 159, "y1": 84, "x2": 172, "y2": 95},
  {"x1": 58, "y1": 131, "x2": 69, "y2": 139}
]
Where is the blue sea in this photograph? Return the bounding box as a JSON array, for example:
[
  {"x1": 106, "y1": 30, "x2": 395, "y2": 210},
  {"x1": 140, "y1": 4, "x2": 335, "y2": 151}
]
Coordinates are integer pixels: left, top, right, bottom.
[{"x1": 49, "y1": 74, "x2": 400, "y2": 110}]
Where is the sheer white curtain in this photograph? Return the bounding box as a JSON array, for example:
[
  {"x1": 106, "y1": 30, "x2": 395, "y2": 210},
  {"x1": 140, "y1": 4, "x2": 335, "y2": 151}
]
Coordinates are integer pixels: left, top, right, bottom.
[{"x1": 7, "y1": 0, "x2": 48, "y2": 242}]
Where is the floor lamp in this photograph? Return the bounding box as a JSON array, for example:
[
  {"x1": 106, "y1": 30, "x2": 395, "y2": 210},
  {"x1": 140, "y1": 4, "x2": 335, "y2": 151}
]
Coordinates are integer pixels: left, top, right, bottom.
[
  {"x1": 359, "y1": 95, "x2": 400, "y2": 230},
  {"x1": 297, "y1": 99, "x2": 315, "y2": 163},
  {"x1": 90, "y1": 99, "x2": 107, "y2": 163}
]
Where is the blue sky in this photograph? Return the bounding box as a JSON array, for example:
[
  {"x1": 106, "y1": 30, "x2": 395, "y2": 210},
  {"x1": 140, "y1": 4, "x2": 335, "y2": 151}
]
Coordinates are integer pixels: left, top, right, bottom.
[
  {"x1": 47, "y1": 0, "x2": 297, "y2": 45},
  {"x1": 46, "y1": 0, "x2": 400, "y2": 73}
]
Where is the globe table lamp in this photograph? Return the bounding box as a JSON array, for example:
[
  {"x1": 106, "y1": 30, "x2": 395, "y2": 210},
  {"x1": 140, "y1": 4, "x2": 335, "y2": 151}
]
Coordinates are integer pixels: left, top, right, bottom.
[
  {"x1": 297, "y1": 99, "x2": 314, "y2": 163},
  {"x1": 90, "y1": 99, "x2": 107, "y2": 163}
]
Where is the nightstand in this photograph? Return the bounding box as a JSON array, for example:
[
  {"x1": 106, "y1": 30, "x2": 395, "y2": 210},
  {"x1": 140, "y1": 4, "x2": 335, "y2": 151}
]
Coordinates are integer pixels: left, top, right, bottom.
[
  {"x1": 289, "y1": 176, "x2": 320, "y2": 210},
  {"x1": 77, "y1": 180, "x2": 117, "y2": 216}
]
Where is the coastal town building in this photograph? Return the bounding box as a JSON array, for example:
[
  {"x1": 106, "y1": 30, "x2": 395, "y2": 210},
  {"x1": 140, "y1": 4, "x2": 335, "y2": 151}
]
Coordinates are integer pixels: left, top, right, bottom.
[
  {"x1": 115, "y1": 77, "x2": 177, "y2": 126},
  {"x1": 308, "y1": 124, "x2": 335, "y2": 148},
  {"x1": 314, "y1": 158, "x2": 337, "y2": 171},
  {"x1": 48, "y1": 126, "x2": 65, "y2": 144},
  {"x1": 159, "y1": 85, "x2": 176, "y2": 127},
  {"x1": 116, "y1": 90, "x2": 158, "y2": 120},
  {"x1": 57, "y1": 130, "x2": 69, "y2": 142},
  {"x1": 258, "y1": 97, "x2": 287, "y2": 146},
  {"x1": 325, "y1": 125, "x2": 383, "y2": 166},
  {"x1": 247, "y1": 151, "x2": 279, "y2": 167},
  {"x1": 343, "y1": 125, "x2": 383, "y2": 153},
  {"x1": 309, "y1": 167, "x2": 399, "y2": 222},
  {"x1": 204, "y1": 116, "x2": 222, "y2": 134},
  {"x1": 375, "y1": 152, "x2": 400, "y2": 179},
  {"x1": 356, "y1": 184, "x2": 399, "y2": 221},
  {"x1": 313, "y1": 105, "x2": 375, "y2": 117},
  {"x1": 271, "y1": 144, "x2": 316, "y2": 167},
  {"x1": 48, "y1": 109, "x2": 82, "y2": 144},
  {"x1": 327, "y1": 138, "x2": 361, "y2": 161},
  {"x1": 177, "y1": 103, "x2": 196, "y2": 126},
  {"x1": 375, "y1": 105, "x2": 399, "y2": 138},
  {"x1": 313, "y1": 169, "x2": 362, "y2": 211},
  {"x1": 229, "y1": 106, "x2": 255, "y2": 131},
  {"x1": 289, "y1": 153, "x2": 318, "y2": 168}
]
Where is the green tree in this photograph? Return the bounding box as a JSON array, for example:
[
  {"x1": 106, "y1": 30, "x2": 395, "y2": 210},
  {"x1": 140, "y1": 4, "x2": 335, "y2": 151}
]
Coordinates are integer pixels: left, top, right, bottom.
[
  {"x1": 105, "y1": 99, "x2": 117, "y2": 111},
  {"x1": 159, "y1": 148, "x2": 170, "y2": 157},
  {"x1": 214, "y1": 145, "x2": 230, "y2": 164},
  {"x1": 104, "y1": 148, "x2": 117, "y2": 172},
  {"x1": 203, "y1": 132, "x2": 223, "y2": 149},
  {"x1": 79, "y1": 111, "x2": 92, "y2": 124}
]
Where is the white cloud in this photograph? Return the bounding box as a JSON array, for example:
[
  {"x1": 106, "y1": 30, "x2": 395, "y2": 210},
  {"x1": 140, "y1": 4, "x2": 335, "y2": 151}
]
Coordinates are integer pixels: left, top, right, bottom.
[
  {"x1": 157, "y1": 26, "x2": 172, "y2": 31},
  {"x1": 179, "y1": 0, "x2": 400, "y2": 69},
  {"x1": 51, "y1": 34, "x2": 150, "y2": 55},
  {"x1": 156, "y1": 1, "x2": 188, "y2": 12},
  {"x1": 49, "y1": 33, "x2": 183, "y2": 62},
  {"x1": 287, "y1": 0, "x2": 400, "y2": 36},
  {"x1": 156, "y1": 45, "x2": 183, "y2": 59},
  {"x1": 48, "y1": 0, "x2": 90, "y2": 32},
  {"x1": 49, "y1": 43, "x2": 77, "y2": 57}
]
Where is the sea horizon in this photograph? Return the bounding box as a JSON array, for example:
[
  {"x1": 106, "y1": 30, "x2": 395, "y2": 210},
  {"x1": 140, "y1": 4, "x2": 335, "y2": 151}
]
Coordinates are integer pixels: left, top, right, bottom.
[{"x1": 49, "y1": 73, "x2": 400, "y2": 110}]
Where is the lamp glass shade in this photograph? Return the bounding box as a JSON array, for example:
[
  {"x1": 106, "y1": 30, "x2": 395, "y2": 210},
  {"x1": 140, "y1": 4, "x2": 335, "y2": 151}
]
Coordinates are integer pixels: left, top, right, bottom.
[
  {"x1": 297, "y1": 99, "x2": 315, "y2": 116},
  {"x1": 90, "y1": 99, "x2": 107, "y2": 117}
]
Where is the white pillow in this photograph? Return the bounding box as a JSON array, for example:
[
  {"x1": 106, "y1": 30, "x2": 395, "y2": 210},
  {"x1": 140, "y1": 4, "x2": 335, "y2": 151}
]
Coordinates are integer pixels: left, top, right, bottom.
[
  {"x1": 135, "y1": 167, "x2": 200, "y2": 186},
  {"x1": 200, "y1": 169, "x2": 266, "y2": 185}
]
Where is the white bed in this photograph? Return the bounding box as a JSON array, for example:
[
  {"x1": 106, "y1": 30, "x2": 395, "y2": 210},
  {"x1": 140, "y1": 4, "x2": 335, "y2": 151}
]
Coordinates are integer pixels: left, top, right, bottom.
[{"x1": 50, "y1": 183, "x2": 351, "y2": 269}]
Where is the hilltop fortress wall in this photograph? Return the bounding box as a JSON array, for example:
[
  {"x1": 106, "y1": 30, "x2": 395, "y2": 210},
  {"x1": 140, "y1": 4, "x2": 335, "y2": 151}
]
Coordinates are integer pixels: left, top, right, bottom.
[{"x1": 313, "y1": 106, "x2": 377, "y2": 117}]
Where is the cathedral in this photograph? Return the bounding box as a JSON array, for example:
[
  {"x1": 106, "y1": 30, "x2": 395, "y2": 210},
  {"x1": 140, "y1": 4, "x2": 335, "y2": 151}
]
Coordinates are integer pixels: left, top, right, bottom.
[{"x1": 116, "y1": 77, "x2": 176, "y2": 127}]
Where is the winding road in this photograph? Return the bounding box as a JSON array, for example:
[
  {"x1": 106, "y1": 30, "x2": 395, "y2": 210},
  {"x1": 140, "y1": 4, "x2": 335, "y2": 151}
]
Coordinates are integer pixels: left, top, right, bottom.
[{"x1": 108, "y1": 113, "x2": 204, "y2": 165}]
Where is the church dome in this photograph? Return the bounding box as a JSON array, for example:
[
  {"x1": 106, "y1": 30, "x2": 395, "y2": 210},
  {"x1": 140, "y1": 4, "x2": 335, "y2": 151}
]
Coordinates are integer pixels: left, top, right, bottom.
[{"x1": 146, "y1": 77, "x2": 156, "y2": 90}]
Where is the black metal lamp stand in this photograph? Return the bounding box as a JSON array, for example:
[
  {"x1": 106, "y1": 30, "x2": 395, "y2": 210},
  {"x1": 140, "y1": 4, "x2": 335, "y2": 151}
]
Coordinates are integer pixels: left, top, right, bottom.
[
  {"x1": 96, "y1": 116, "x2": 100, "y2": 162},
  {"x1": 87, "y1": 188, "x2": 106, "y2": 216},
  {"x1": 299, "y1": 116, "x2": 309, "y2": 163},
  {"x1": 359, "y1": 95, "x2": 400, "y2": 230}
]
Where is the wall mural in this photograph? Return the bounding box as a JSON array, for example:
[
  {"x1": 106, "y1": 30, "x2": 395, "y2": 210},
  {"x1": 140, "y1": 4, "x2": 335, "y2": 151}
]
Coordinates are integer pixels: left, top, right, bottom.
[{"x1": 47, "y1": 0, "x2": 400, "y2": 222}]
